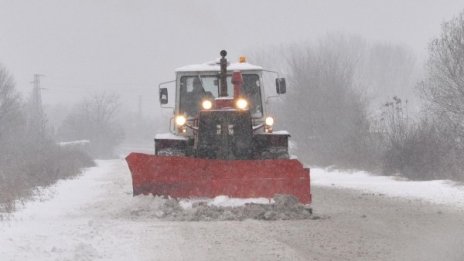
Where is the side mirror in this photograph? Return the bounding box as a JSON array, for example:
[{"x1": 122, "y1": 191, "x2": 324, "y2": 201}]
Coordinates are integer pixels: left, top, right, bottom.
[
  {"x1": 276, "y1": 78, "x2": 286, "y2": 94},
  {"x1": 159, "y1": 88, "x2": 168, "y2": 104}
]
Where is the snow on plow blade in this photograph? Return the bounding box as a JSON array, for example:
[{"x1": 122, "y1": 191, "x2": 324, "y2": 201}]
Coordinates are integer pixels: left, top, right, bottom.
[{"x1": 126, "y1": 153, "x2": 311, "y2": 204}]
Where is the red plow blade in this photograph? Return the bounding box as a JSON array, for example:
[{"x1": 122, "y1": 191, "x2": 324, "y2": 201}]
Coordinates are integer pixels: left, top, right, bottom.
[{"x1": 126, "y1": 153, "x2": 311, "y2": 204}]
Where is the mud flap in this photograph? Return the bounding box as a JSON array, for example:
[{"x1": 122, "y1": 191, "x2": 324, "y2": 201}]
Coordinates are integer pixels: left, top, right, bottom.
[{"x1": 126, "y1": 152, "x2": 311, "y2": 204}]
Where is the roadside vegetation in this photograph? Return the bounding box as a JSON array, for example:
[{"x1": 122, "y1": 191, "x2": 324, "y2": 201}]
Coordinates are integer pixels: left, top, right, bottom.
[
  {"x1": 0, "y1": 66, "x2": 95, "y2": 212},
  {"x1": 254, "y1": 10, "x2": 464, "y2": 181}
]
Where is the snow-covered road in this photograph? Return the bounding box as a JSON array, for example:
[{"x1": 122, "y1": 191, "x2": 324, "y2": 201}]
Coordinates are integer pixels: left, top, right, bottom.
[
  {"x1": 0, "y1": 160, "x2": 310, "y2": 260},
  {"x1": 1, "y1": 159, "x2": 464, "y2": 260}
]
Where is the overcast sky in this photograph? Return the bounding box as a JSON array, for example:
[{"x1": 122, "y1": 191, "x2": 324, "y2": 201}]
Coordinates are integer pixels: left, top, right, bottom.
[{"x1": 1, "y1": 0, "x2": 463, "y2": 112}]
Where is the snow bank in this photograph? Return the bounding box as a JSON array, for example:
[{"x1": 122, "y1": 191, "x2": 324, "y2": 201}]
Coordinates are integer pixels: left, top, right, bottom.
[
  {"x1": 57, "y1": 139, "x2": 90, "y2": 147},
  {"x1": 179, "y1": 196, "x2": 273, "y2": 209},
  {"x1": 0, "y1": 161, "x2": 119, "y2": 260},
  {"x1": 3, "y1": 160, "x2": 112, "y2": 220},
  {"x1": 311, "y1": 168, "x2": 464, "y2": 208},
  {"x1": 156, "y1": 195, "x2": 314, "y2": 221}
]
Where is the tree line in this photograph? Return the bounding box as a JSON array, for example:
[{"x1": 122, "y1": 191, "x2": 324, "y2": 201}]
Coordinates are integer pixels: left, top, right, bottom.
[
  {"x1": 0, "y1": 67, "x2": 125, "y2": 213},
  {"x1": 254, "y1": 10, "x2": 464, "y2": 181}
]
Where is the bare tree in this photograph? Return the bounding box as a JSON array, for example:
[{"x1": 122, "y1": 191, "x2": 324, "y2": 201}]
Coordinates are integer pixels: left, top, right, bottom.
[
  {"x1": 0, "y1": 66, "x2": 23, "y2": 138},
  {"x1": 58, "y1": 92, "x2": 124, "y2": 157},
  {"x1": 278, "y1": 35, "x2": 372, "y2": 168},
  {"x1": 420, "y1": 10, "x2": 464, "y2": 139},
  {"x1": 250, "y1": 35, "x2": 425, "y2": 175},
  {"x1": 0, "y1": 66, "x2": 23, "y2": 210}
]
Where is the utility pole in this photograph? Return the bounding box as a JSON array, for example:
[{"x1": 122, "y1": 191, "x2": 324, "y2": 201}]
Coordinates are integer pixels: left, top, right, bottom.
[
  {"x1": 32, "y1": 74, "x2": 44, "y2": 114},
  {"x1": 29, "y1": 74, "x2": 46, "y2": 138}
]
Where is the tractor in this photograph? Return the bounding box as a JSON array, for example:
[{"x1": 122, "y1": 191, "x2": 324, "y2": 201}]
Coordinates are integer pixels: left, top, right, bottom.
[{"x1": 126, "y1": 50, "x2": 311, "y2": 204}]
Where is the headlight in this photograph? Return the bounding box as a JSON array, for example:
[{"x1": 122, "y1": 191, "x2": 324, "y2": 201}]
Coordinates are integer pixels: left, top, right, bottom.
[
  {"x1": 202, "y1": 100, "x2": 213, "y2": 110},
  {"x1": 236, "y1": 98, "x2": 248, "y2": 110},
  {"x1": 175, "y1": 115, "x2": 186, "y2": 126},
  {"x1": 265, "y1": 116, "x2": 274, "y2": 126}
]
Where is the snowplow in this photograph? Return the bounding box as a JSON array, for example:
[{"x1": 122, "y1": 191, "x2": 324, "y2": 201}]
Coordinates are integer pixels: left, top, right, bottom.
[{"x1": 126, "y1": 50, "x2": 311, "y2": 204}]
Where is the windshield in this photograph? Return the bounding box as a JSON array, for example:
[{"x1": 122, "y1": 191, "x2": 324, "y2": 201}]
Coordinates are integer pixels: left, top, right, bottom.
[{"x1": 179, "y1": 74, "x2": 263, "y2": 117}]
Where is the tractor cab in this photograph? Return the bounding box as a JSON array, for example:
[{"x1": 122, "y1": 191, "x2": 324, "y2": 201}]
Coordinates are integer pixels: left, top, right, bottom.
[
  {"x1": 156, "y1": 51, "x2": 289, "y2": 160},
  {"x1": 159, "y1": 53, "x2": 286, "y2": 138},
  {"x1": 177, "y1": 72, "x2": 263, "y2": 119}
]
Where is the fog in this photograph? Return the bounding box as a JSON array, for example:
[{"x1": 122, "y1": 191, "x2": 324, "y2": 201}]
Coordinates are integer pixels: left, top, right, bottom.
[
  {"x1": 1, "y1": 0, "x2": 463, "y2": 114},
  {"x1": 3, "y1": 3, "x2": 464, "y2": 252}
]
